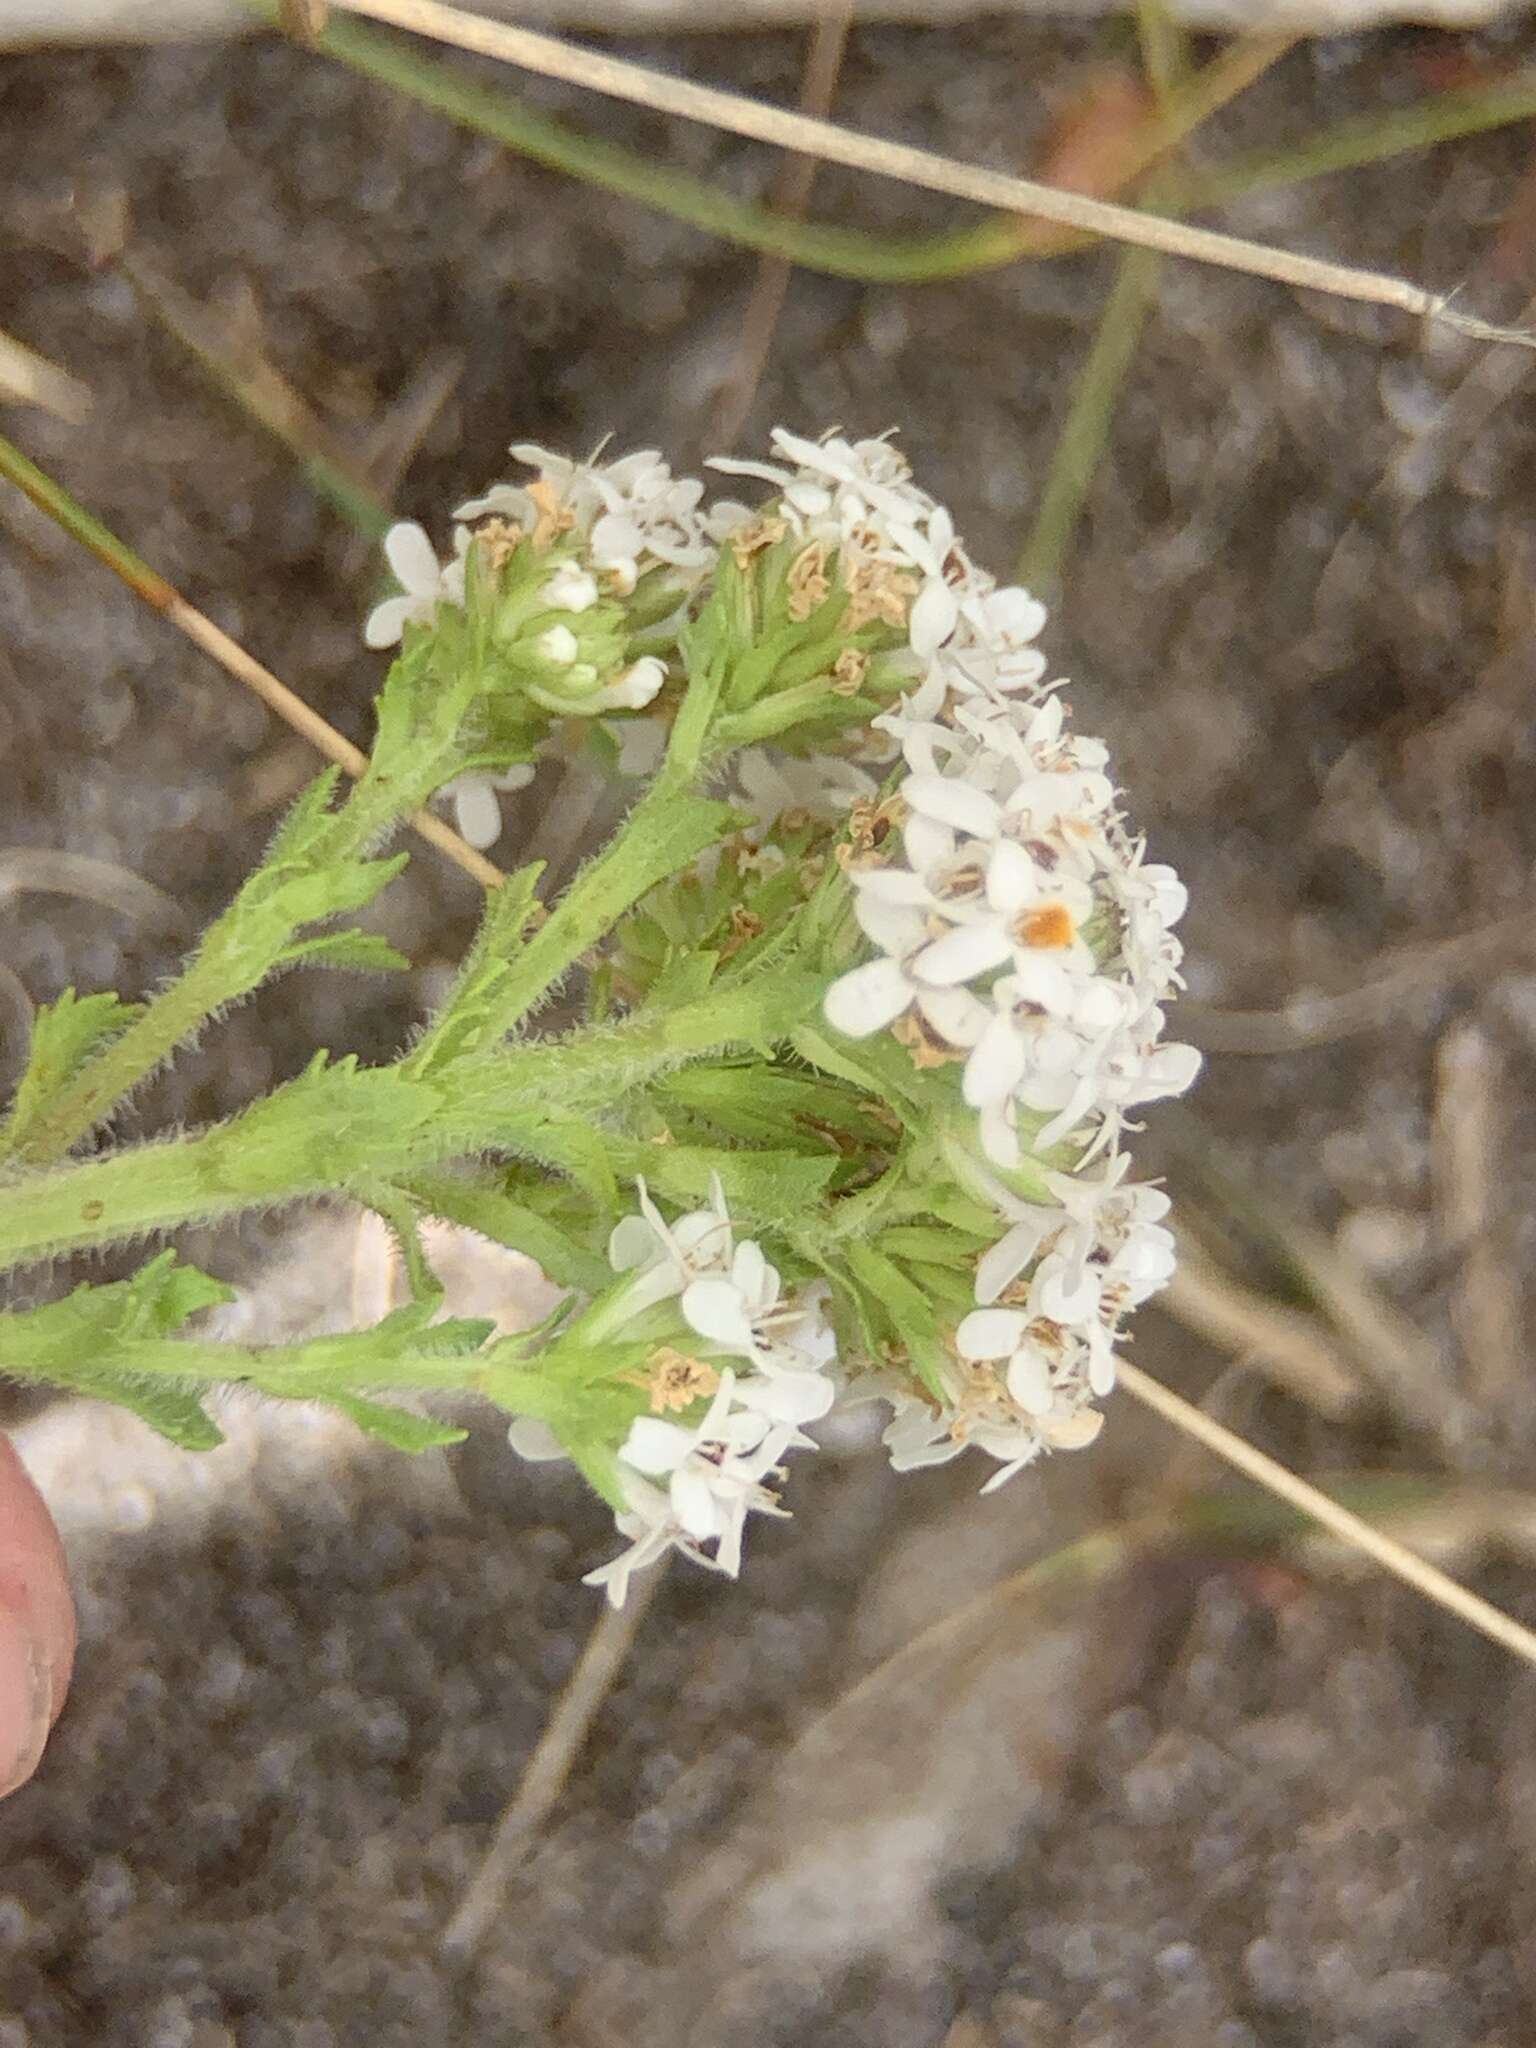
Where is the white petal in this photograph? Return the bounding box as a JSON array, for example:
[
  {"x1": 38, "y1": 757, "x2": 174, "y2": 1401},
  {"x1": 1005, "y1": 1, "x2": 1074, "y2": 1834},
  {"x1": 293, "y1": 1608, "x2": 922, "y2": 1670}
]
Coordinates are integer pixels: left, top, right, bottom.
[
  {"x1": 682, "y1": 1276, "x2": 757, "y2": 1351},
  {"x1": 451, "y1": 776, "x2": 505, "y2": 850},
  {"x1": 621, "y1": 1418, "x2": 694, "y2": 1477},
  {"x1": 363, "y1": 595, "x2": 413, "y2": 649},
  {"x1": 670, "y1": 1464, "x2": 725, "y2": 1540},
  {"x1": 917, "y1": 984, "x2": 987, "y2": 1049},
  {"x1": 903, "y1": 775, "x2": 1002, "y2": 839},
  {"x1": 1042, "y1": 1408, "x2": 1104, "y2": 1450},
  {"x1": 903, "y1": 813, "x2": 954, "y2": 873},
  {"x1": 854, "y1": 867, "x2": 933, "y2": 908},
  {"x1": 608, "y1": 1213, "x2": 657, "y2": 1274},
  {"x1": 1087, "y1": 1332, "x2": 1118, "y2": 1398},
  {"x1": 985, "y1": 838, "x2": 1040, "y2": 913},
  {"x1": 854, "y1": 896, "x2": 929, "y2": 956},
  {"x1": 975, "y1": 1217, "x2": 1049, "y2": 1305},
  {"x1": 1034, "y1": 1258, "x2": 1101, "y2": 1325},
  {"x1": 383, "y1": 521, "x2": 441, "y2": 598},
  {"x1": 909, "y1": 578, "x2": 960, "y2": 658},
  {"x1": 1007, "y1": 955, "x2": 1077, "y2": 1013},
  {"x1": 963, "y1": 1013, "x2": 1027, "y2": 1107},
  {"x1": 824, "y1": 959, "x2": 913, "y2": 1037},
  {"x1": 732, "y1": 1240, "x2": 775, "y2": 1312},
  {"x1": 1005, "y1": 1347, "x2": 1054, "y2": 1417},
  {"x1": 978, "y1": 1100, "x2": 1022, "y2": 1171},
  {"x1": 955, "y1": 1307, "x2": 1027, "y2": 1362},
  {"x1": 914, "y1": 921, "x2": 1013, "y2": 987},
  {"x1": 506, "y1": 1416, "x2": 567, "y2": 1463},
  {"x1": 740, "y1": 1370, "x2": 835, "y2": 1424}
]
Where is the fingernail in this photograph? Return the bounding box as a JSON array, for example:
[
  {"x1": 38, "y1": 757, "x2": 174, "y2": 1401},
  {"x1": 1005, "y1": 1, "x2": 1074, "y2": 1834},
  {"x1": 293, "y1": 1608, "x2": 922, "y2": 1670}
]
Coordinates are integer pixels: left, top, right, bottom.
[{"x1": 0, "y1": 1603, "x2": 52, "y2": 1798}]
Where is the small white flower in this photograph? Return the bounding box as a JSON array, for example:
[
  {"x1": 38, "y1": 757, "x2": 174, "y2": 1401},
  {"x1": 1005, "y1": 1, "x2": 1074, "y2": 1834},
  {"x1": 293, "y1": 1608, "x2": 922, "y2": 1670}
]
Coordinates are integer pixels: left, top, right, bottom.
[
  {"x1": 681, "y1": 1245, "x2": 838, "y2": 1419},
  {"x1": 605, "y1": 1174, "x2": 735, "y2": 1325},
  {"x1": 364, "y1": 521, "x2": 465, "y2": 648},
  {"x1": 454, "y1": 481, "x2": 533, "y2": 525},
  {"x1": 823, "y1": 900, "x2": 989, "y2": 1047},
  {"x1": 583, "y1": 1369, "x2": 807, "y2": 1602}
]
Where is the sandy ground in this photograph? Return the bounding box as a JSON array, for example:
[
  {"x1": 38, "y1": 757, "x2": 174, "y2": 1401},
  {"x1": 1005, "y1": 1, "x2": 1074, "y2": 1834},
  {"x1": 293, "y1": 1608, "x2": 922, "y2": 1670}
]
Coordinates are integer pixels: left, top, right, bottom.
[{"x1": 5, "y1": 13, "x2": 1536, "y2": 2043}]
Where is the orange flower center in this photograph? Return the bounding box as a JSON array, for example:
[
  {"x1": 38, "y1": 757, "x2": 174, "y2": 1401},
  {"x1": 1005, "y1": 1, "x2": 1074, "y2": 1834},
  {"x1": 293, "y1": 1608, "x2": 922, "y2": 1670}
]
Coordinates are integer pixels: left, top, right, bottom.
[{"x1": 1017, "y1": 902, "x2": 1076, "y2": 949}]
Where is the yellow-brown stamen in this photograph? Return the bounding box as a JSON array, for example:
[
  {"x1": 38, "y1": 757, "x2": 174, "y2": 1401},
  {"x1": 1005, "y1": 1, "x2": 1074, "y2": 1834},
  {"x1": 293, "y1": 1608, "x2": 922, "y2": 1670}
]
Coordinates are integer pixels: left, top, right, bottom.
[
  {"x1": 641, "y1": 1347, "x2": 721, "y2": 1413},
  {"x1": 730, "y1": 514, "x2": 788, "y2": 570},
  {"x1": 719, "y1": 905, "x2": 764, "y2": 961},
  {"x1": 473, "y1": 516, "x2": 523, "y2": 572},
  {"x1": 527, "y1": 478, "x2": 575, "y2": 550},
  {"x1": 892, "y1": 1005, "x2": 966, "y2": 1070},
  {"x1": 837, "y1": 794, "x2": 907, "y2": 872},
  {"x1": 831, "y1": 646, "x2": 869, "y2": 696},
  {"x1": 786, "y1": 541, "x2": 831, "y2": 622}
]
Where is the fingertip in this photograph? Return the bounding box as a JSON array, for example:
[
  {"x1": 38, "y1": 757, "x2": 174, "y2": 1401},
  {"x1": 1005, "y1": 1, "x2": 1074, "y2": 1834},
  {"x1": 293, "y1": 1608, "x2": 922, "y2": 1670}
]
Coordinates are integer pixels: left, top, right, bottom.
[
  {"x1": 0, "y1": 1432, "x2": 75, "y2": 1719},
  {"x1": 0, "y1": 1597, "x2": 52, "y2": 1799}
]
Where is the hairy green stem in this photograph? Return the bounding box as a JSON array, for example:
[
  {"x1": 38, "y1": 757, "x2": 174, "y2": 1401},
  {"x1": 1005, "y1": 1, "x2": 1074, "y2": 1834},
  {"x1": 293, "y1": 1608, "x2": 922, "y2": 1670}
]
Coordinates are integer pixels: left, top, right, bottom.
[{"x1": 0, "y1": 975, "x2": 819, "y2": 1274}]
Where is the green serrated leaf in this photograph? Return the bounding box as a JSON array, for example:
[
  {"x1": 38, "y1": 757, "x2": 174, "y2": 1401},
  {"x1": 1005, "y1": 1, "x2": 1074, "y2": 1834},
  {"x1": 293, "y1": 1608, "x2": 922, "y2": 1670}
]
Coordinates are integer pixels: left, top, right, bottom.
[
  {"x1": 327, "y1": 1394, "x2": 468, "y2": 1452},
  {"x1": 876, "y1": 1225, "x2": 977, "y2": 1270},
  {"x1": 259, "y1": 767, "x2": 344, "y2": 865},
  {"x1": 3, "y1": 988, "x2": 143, "y2": 1136},
  {"x1": 399, "y1": 1169, "x2": 610, "y2": 1292},
  {"x1": 643, "y1": 1143, "x2": 838, "y2": 1223},
  {"x1": 220, "y1": 1056, "x2": 441, "y2": 1194},
  {"x1": 526, "y1": 1118, "x2": 620, "y2": 1209},
  {"x1": 844, "y1": 1242, "x2": 951, "y2": 1399},
  {"x1": 105, "y1": 1380, "x2": 226, "y2": 1450},
  {"x1": 276, "y1": 931, "x2": 411, "y2": 975},
  {"x1": 124, "y1": 1248, "x2": 237, "y2": 1336}
]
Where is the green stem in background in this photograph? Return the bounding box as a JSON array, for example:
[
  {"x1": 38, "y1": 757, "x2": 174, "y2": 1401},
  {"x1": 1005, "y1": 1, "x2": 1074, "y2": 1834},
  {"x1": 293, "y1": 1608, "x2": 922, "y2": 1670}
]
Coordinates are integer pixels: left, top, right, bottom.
[
  {"x1": 0, "y1": 429, "x2": 181, "y2": 612},
  {"x1": 1018, "y1": 241, "x2": 1166, "y2": 593},
  {"x1": 1192, "y1": 74, "x2": 1536, "y2": 205},
  {"x1": 120, "y1": 253, "x2": 394, "y2": 543}
]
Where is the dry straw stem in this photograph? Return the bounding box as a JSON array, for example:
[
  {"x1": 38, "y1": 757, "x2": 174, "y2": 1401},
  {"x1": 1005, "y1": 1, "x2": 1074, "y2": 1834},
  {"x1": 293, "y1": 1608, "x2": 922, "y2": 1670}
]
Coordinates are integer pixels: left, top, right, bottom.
[
  {"x1": 324, "y1": 0, "x2": 1532, "y2": 346},
  {"x1": 1116, "y1": 1360, "x2": 1536, "y2": 1670},
  {"x1": 441, "y1": 1561, "x2": 667, "y2": 1957},
  {"x1": 1158, "y1": 1224, "x2": 1360, "y2": 1420},
  {"x1": 0, "y1": 329, "x2": 92, "y2": 424},
  {"x1": 1180, "y1": 904, "x2": 1536, "y2": 1053},
  {"x1": 709, "y1": 0, "x2": 854, "y2": 451},
  {"x1": 1433, "y1": 1019, "x2": 1523, "y2": 1412},
  {"x1": 0, "y1": 433, "x2": 505, "y2": 893}
]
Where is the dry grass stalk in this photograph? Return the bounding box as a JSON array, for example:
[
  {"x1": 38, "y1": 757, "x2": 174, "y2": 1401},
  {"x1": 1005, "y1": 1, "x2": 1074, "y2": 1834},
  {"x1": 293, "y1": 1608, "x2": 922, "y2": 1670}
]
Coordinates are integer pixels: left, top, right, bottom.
[
  {"x1": 1181, "y1": 906, "x2": 1536, "y2": 1053},
  {"x1": 1158, "y1": 1222, "x2": 1361, "y2": 1419},
  {"x1": 709, "y1": 0, "x2": 853, "y2": 450},
  {"x1": 327, "y1": 0, "x2": 1534, "y2": 346},
  {"x1": 171, "y1": 601, "x2": 507, "y2": 889},
  {"x1": 0, "y1": 329, "x2": 92, "y2": 423},
  {"x1": 1433, "y1": 1019, "x2": 1524, "y2": 1411},
  {"x1": 441, "y1": 1562, "x2": 667, "y2": 1956},
  {"x1": 1117, "y1": 1360, "x2": 1536, "y2": 1669}
]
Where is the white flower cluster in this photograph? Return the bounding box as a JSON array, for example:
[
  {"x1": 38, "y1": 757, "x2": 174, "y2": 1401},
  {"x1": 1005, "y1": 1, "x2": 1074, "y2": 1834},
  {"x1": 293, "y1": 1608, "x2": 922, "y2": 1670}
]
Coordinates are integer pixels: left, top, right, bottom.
[
  {"x1": 458, "y1": 426, "x2": 1201, "y2": 1571},
  {"x1": 518, "y1": 1177, "x2": 839, "y2": 1607},
  {"x1": 363, "y1": 442, "x2": 722, "y2": 847},
  {"x1": 716, "y1": 429, "x2": 1198, "y2": 1487}
]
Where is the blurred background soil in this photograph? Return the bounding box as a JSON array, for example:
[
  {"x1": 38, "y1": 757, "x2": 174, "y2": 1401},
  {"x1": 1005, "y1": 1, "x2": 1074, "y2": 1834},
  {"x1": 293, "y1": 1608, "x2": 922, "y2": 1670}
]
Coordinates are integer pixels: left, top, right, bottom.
[{"x1": 5, "y1": 9, "x2": 1536, "y2": 2043}]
